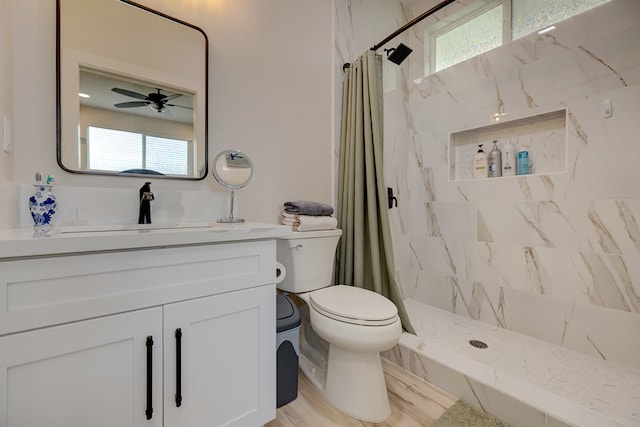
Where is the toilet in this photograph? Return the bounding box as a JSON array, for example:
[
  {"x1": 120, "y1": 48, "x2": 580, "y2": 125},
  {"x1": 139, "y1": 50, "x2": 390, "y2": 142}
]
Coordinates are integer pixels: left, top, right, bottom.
[{"x1": 276, "y1": 229, "x2": 401, "y2": 422}]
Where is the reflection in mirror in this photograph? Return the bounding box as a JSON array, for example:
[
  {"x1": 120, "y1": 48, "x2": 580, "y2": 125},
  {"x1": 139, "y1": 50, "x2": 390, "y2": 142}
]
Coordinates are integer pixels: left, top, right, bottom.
[
  {"x1": 212, "y1": 150, "x2": 254, "y2": 223},
  {"x1": 78, "y1": 67, "x2": 196, "y2": 176},
  {"x1": 57, "y1": 0, "x2": 208, "y2": 179}
]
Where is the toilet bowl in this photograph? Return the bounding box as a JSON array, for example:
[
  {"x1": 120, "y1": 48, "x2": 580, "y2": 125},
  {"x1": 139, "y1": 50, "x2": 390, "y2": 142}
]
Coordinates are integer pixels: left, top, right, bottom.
[{"x1": 276, "y1": 230, "x2": 401, "y2": 422}]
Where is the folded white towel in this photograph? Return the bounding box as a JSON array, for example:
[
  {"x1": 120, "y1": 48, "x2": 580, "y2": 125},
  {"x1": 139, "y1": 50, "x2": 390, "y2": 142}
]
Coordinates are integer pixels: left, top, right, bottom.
[{"x1": 281, "y1": 213, "x2": 337, "y2": 232}]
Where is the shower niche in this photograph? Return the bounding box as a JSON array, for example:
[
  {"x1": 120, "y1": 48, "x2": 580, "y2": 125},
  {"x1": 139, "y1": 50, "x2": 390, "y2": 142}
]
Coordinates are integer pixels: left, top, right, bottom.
[{"x1": 448, "y1": 109, "x2": 567, "y2": 181}]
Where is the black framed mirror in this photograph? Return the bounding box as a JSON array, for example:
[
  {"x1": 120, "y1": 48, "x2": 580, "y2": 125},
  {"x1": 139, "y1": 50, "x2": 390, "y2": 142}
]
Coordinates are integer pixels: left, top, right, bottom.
[{"x1": 56, "y1": 0, "x2": 208, "y2": 179}]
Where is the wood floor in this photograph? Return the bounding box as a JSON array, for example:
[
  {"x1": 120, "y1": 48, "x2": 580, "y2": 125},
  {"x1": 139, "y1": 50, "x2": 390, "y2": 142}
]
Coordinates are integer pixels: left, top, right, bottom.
[{"x1": 266, "y1": 358, "x2": 456, "y2": 427}]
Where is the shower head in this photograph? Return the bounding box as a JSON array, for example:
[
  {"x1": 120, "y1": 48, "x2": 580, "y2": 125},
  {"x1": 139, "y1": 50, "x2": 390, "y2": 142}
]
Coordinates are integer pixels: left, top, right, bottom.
[{"x1": 385, "y1": 43, "x2": 413, "y2": 65}]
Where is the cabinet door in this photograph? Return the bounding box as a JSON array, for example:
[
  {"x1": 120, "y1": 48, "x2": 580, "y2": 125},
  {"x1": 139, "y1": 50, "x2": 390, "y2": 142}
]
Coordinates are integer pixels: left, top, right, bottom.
[
  {"x1": 0, "y1": 308, "x2": 163, "y2": 427},
  {"x1": 164, "y1": 285, "x2": 276, "y2": 427}
]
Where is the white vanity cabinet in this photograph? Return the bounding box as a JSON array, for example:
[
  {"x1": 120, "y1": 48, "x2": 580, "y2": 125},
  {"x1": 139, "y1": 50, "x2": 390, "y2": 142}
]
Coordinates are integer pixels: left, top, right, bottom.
[
  {"x1": 0, "y1": 307, "x2": 164, "y2": 427},
  {"x1": 0, "y1": 235, "x2": 279, "y2": 427},
  {"x1": 163, "y1": 285, "x2": 274, "y2": 426}
]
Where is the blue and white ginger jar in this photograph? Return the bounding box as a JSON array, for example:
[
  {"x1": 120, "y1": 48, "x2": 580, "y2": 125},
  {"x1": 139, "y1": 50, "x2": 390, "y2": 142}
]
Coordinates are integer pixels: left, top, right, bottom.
[{"x1": 29, "y1": 185, "x2": 57, "y2": 226}]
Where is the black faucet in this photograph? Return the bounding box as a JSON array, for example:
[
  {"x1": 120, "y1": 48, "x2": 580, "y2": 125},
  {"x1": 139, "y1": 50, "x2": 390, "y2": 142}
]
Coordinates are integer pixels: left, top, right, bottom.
[{"x1": 139, "y1": 182, "x2": 155, "y2": 224}]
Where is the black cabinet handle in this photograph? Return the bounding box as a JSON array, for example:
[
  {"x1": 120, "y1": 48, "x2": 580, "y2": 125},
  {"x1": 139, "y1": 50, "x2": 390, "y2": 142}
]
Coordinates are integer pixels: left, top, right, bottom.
[
  {"x1": 145, "y1": 336, "x2": 154, "y2": 420},
  {"x1": 175, "y1": 328, "x2": 183, "y2": 407}
]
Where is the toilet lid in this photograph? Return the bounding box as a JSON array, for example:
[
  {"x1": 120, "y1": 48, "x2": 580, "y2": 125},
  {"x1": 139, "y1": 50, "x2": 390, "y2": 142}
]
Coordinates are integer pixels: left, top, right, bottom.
[{"x1": 309, "y1": 285, "x2": 399, "y2": 326}]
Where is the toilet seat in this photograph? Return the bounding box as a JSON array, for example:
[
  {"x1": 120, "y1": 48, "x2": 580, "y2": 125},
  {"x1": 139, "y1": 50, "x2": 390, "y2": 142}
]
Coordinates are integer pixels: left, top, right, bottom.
[{"x1": 309, "y1": 285, "x2": 398, "y2": 326}]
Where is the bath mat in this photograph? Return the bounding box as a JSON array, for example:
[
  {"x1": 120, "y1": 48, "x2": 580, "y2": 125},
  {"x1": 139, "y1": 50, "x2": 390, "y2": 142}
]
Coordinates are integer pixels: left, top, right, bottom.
[{"x1": 431, "y1": 400, "x2": 509, "y2": 427}]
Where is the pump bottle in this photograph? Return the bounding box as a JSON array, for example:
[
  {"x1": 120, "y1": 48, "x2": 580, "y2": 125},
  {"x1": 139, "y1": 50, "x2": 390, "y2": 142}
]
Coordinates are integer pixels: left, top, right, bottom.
[
  {"x1": 487, "y1": 140, "x2": 502, "y2": 177},
  {"x1": 473, "y1": 144, "x2": 488, "y2": 179},
  {"x1": 501, "y1": 140, "x2": 516, "y2": 176}
]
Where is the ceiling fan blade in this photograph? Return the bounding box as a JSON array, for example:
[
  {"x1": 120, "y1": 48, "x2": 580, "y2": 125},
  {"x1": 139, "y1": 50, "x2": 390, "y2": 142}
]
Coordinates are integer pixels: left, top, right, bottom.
[
  {"x1": 112, "y1": 87, "x2": 148, "y2": 100},
  {"x1": 166, "y1": 103, "x2": 193, "y2": 110},
  {"x1": 164, "y1": 93, "x2": 182, "y2": 101},
  {"x1": 114, "y1": 101, "x2": 150, "y2": 108}
]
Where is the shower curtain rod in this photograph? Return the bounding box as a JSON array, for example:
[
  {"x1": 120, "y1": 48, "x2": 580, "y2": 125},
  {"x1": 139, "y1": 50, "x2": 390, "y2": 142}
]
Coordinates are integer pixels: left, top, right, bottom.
[
  {"x1": 370, "y1": 0, "x2": 456, "y2": 51},
  {"x1": 343, "y1": 0, "x2": 456, "y2": 70}
]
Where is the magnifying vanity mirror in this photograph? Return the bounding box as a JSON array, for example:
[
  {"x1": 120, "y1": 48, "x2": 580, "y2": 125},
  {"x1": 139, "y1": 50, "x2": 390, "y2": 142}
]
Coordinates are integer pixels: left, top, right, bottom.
[
  {"x1": 57, "y1": 0, "x2": 208, "y2": 179},
  {"x1": 212, "y1": 150, "x2": 254, "y2": 223}
]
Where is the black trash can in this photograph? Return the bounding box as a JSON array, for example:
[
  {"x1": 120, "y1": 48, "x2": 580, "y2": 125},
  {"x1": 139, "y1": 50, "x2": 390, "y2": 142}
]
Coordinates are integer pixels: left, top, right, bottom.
[{"x1": 276, "y1": 294, "x2": 301, "y2": 408}]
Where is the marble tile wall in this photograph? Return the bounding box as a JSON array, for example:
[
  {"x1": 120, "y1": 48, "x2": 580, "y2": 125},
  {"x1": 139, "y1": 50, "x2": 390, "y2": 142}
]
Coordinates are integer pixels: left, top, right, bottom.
[{"x1": 380, "y1": 0, "x2": 640, "y2": 369}]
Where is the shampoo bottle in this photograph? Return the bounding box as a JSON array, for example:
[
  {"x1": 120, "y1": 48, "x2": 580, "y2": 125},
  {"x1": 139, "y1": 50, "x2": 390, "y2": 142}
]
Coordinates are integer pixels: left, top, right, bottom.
[
  {"x1": 501, "y1": 140, "x2": 516, "y2": 176},
  {"x1": 473, "y1": 144, "x2": 488, "y2": 179},
  {"x1": 487, "y1": 140, "x2": 502, "y2": 177},
  {"x1": 517, "y1": 150, "x2": 529, "y2": 175}
]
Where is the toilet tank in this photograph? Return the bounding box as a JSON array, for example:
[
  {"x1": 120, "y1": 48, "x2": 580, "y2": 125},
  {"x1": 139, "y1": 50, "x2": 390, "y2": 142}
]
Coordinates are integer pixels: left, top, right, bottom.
[{"x1": 276, "y1": 229, "x2": 342, "y2": 293}]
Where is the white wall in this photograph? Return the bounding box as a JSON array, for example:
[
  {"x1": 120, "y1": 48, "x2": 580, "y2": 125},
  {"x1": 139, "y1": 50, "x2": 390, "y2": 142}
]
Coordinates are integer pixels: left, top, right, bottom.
[
  {"x1": 2, "y1": 0, "x2": 334, "y2": 227},
  {"x1": 0, "y1": 0, "x2": 15, "y2": 229}
]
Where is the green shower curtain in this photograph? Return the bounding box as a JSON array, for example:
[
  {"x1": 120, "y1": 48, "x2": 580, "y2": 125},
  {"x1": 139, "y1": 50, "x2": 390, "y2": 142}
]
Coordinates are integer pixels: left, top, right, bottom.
[{"x1": 336, "y1": 51, "x2": 414, "y2": 334}]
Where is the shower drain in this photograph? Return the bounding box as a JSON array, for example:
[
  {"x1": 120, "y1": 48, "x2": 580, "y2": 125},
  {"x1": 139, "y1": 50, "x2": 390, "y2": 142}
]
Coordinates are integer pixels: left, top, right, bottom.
[{"x1": 469, "y1": 339, "x2": 488, "y2": 349}]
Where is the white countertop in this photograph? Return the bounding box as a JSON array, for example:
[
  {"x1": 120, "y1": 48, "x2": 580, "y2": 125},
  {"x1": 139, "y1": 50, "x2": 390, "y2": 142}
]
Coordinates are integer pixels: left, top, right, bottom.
[{"x1": 0, "y1": 222, "x2": 293, "y2": 259}]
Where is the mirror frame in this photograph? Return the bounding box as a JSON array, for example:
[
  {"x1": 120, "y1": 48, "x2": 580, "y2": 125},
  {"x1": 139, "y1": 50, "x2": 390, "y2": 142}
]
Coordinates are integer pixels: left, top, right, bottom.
[{"x1": 56, "y1": 0, "x2": 209, "y2": 180}]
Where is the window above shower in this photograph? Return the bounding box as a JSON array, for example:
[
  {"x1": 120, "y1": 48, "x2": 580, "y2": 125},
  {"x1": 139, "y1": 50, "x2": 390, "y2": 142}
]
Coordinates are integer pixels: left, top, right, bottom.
[{"x1": 424, "y1": 0, "x2": 611, "y2": 75}]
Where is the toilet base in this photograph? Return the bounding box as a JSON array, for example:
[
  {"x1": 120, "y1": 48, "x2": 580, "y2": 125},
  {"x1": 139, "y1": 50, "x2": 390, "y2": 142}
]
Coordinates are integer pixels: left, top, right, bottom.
[
  {"x1": 295, "y1": 294, "x2": 396, "y2": 422},
  {"x1": 322, "y1": 344, "x2": 391, "y2": 422}
]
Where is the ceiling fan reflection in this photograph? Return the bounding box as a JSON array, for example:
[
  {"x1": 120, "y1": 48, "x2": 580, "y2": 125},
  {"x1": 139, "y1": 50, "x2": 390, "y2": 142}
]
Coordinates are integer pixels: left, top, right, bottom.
[{"x1": 112, "y1": 87, "x2": 192, "y2": 114}]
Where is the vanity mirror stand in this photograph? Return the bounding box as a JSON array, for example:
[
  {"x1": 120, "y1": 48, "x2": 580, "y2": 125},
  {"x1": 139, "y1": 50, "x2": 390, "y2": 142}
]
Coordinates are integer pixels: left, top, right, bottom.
[{"x1": 212, "y1": 150, "x2": 254, "y2": 223}]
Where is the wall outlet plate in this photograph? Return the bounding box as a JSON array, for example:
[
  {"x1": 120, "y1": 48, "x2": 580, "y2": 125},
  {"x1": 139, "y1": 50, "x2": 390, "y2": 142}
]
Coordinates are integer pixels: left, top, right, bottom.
[{"x1": 603, "y1": 98, "x2": 613, "y2": 118}]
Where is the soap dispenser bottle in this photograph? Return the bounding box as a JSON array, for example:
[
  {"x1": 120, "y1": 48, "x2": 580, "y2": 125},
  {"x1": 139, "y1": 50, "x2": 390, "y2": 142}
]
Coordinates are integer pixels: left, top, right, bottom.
[
  {"x1": 487, "y1": 140, "x2": 502, "y2": 177},
  {"x1": 473, "y1": 144, "x2": 488, "y2": 179}
]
